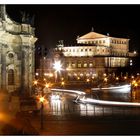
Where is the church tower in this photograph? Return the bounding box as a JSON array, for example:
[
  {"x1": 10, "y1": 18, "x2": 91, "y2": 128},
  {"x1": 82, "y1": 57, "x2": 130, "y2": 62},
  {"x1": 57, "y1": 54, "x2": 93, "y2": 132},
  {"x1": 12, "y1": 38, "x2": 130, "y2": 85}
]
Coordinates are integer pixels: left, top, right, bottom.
[{"x1": 0, "y1": 5, "x2": 37, "y2": 95}]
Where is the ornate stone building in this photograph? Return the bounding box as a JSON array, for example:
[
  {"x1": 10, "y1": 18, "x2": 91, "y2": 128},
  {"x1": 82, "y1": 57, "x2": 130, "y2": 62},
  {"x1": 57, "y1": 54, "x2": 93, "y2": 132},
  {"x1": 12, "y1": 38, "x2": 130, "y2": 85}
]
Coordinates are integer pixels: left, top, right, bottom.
[
  {"x1": 37, "y1": 30, "x2": 136, "y2": 82},
  {"x1": 0, "y1": 5, "x2": 37, "y2": 94}
]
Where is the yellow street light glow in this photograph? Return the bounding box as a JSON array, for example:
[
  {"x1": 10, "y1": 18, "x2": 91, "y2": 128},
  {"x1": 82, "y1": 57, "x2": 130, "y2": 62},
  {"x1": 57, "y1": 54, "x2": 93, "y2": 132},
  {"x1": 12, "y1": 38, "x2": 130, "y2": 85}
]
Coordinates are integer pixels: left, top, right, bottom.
[
  {"x1": 61, "y1": 81, "x2": 65, "y2": 86},
  {"x1": 134, "y1": 51, "x2": 137, "y2": 54},
  {"x1": 39, "y1": 96, "x2": 45, "y2": 103},
  {"x1": 134, "y1": 83, "x2": 138, "y2": 87},
  {"x1": 131, "y1": 76, "x2": 134, "y2": 79},
  {"x1": 49, "y1": 73, "x2": 53, "y2": 77},
  {"x1": 45, "y1": 83, "x2": 49, "y2": 88},
  {"x1": 53, "y1": 61, "x2": 62, "y2": 72},
  {"x1": 34, "y1": 80, "x2": 38, "y2": 85},
  {"x1": 124, "y1": 76, "x2": 127, "y2": 80},
  {"x1": 35, "y1": 73, "x2": 39, "y2": 76},
  {"x1": 86, "y1": 79, "x2": 90, "y2": 82},
  {"x1": 132, "y1": 80, "x2": 136, "y2": 85},
  {"x1": 104, "y1": 77, "x2": 108, "y2": 82},
  {"x1": 92, "y1": 76, "x2": 95, "y2": 79},
  {"x1": 116, "y1": 77, "x2": 119, "y2": 80}
]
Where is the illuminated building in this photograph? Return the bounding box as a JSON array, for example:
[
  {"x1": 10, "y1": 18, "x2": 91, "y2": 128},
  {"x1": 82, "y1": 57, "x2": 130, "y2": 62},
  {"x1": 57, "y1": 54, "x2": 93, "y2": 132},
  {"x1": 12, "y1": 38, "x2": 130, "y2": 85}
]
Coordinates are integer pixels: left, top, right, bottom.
[
  {"x1": 37, "y1": 29, "x2": 136, "y2": 81},
  {"x1": 0, "y1": 5, "x2": 37, "y2": 93}
]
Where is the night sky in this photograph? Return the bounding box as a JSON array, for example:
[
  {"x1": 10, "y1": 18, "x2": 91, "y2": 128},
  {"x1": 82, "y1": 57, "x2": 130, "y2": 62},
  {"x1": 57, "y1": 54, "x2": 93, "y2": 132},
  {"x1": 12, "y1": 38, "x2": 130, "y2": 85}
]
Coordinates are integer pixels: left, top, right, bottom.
[{"x1": 6, "y1": 4, "x2": 140, "y2": 53}]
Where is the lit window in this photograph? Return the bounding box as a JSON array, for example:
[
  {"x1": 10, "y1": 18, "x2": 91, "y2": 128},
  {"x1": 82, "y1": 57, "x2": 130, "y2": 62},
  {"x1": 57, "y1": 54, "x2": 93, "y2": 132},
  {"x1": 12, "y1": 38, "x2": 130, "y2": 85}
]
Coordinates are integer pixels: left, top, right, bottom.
[
  {"x1": 72, "y1": 63, "x2": 76, "y2": 68},
  {"x1": 89, "y1": 63, "x2": 93, "y2": 67},
  {"x1": 83, "y1": 63, "x2": 87, "y2": 67},
  {"x1": 78, "y1": 63, "x2": 81, "y2": 68}
]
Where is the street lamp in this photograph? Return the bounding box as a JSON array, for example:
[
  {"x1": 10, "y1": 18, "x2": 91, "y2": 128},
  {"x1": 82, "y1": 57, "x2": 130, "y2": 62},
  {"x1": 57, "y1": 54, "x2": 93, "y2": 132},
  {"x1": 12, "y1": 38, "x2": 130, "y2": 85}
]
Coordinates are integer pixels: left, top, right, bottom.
[
  {"x1": 104, "y1": 77, "x2": 108, "y2": 82},
  {"x1": 34, "y1": 80, "x2": 38, "y2": 85},
  {"x1": 61, "y1": 81, "x2": 65, "y2": 88},
  {"x1": 39, "y1": 96, "x2": 45, "y2": 130}
]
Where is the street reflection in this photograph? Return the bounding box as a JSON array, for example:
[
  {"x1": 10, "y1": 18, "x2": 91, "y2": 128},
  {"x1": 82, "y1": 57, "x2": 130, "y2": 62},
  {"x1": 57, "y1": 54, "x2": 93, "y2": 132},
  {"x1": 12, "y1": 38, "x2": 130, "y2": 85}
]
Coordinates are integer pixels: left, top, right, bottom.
[
  {"x1": 43, "y1": 88, "x2": 140, "y2": 117},
  {"x1": 79, "y1": 104, "x2": 95, "y2": 116},
  {"x1": 50, "y1": 99, "x2": 61, "y2": 115}
]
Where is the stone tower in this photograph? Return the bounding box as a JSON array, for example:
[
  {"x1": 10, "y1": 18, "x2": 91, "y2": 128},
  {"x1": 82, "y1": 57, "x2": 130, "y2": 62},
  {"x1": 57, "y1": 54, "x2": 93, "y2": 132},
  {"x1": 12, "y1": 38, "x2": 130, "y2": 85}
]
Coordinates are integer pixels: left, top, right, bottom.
[{"x1": 0, "y1": 5, "x2": 37, "y2": 95}]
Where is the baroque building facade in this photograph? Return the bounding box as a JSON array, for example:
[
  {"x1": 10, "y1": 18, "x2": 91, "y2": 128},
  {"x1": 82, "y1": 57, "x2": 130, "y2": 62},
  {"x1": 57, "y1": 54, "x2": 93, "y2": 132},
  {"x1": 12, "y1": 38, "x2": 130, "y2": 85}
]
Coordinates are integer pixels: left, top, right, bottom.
[
  {"x1": 0, "y1": 5, "x2": 37, "y2": 94},
  {"x1": 36, "y1": 30, "x2": 136, "y2": 82}
]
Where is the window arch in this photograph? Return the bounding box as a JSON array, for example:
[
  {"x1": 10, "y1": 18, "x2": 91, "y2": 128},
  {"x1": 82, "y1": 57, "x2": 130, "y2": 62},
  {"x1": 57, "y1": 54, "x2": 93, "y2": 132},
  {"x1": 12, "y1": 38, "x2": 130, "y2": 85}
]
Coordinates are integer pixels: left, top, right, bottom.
[{"x1": 8, "y1": 69, "x2": 14, "y2": 85}]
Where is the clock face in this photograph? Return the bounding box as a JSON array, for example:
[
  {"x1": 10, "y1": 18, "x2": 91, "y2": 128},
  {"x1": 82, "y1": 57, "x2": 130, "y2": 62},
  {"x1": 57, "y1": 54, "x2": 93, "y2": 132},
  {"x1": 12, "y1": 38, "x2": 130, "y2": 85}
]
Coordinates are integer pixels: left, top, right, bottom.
[{"x1": 8, "y1": 53, "x2": 14, "y2": 58}]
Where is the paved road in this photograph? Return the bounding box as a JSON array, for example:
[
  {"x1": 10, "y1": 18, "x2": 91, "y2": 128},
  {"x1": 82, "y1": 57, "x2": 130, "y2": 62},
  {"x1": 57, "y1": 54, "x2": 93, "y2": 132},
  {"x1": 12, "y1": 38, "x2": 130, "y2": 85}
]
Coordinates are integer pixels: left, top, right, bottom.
[{"x1": 1, "y1": 90, "x2": 140, "y2": 135}]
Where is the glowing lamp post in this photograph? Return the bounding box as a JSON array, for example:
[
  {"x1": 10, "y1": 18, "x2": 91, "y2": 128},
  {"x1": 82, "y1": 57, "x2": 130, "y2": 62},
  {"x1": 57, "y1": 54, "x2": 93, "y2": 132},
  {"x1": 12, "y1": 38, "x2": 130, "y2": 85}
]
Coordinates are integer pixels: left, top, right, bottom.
[
  {"x1": 61, "y1": 81, "x2": 65, "y2": 88},
  {"x1": 39, "y1": 96, "x2": 45, "y2": 130},
  {"x1": 53, "y1": 61, "x2": 62, "y2": 82},
  {"x1": 34, "y1": 80, "x2": 38, "y2": 85},
  {"x1": 104, "y1": 78, "x2": 108, "y2": 83}
]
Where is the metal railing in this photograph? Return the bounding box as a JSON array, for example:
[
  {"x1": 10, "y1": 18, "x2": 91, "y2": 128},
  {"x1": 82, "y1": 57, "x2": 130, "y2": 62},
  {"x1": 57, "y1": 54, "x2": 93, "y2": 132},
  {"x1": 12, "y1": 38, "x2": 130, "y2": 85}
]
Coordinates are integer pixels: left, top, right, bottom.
[{"x1": 44, "y1": 103, "x2": 140, "y2": 119}]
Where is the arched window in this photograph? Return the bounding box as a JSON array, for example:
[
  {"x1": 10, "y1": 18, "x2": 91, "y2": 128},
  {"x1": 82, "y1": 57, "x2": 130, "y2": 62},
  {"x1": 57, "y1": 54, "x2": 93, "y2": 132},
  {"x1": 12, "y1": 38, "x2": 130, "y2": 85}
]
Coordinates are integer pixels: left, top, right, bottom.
[{"x1": 8, "y1": 69, "x2": 14, "y2": 85}]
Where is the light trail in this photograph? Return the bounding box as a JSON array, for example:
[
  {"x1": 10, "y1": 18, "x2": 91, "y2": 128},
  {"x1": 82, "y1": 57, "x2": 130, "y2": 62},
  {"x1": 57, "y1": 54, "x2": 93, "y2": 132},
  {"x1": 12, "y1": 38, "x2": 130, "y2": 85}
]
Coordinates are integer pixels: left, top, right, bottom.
[
  {"x1": 91, "y1": 84, "x2": 131, "y2": 91},
  {"x1": 51, "y1": 88, "x2": 86, "y2": 95},
  {"x1": 51, "y1": 88, "x2": 140, "y2": 107},
  {"x1": 80, "y1": 98, "x2": 140, "y2": 107}
]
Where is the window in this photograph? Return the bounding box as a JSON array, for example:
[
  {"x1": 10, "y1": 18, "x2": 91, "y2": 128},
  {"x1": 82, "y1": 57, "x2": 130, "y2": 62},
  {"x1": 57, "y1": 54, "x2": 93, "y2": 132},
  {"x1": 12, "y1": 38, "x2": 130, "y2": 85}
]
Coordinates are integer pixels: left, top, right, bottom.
[
  {"x1": 83, "y1": 63, "x2": 87, "y2": 67},
  {"x1": 85, "y1": 49, "x2": 87, "y2": 51},
  {"x1": 89, "y1": 63, "x2": 93, "y2": 67},
  {"x1": 66, "y1": 62, "x2": 69, "y2": 67},
  {"x1": 81, "y1": 49, "x2": 83, "y2": 52},
  {"x1": 72, "y1": 62, "x2": 76, "y2": 68},
  {"x1": 78, "y1": 63, "x2": 81, "y2": 68},
  {"x1": 8, "y1": 69, "x2": 14, "y2": 85}
]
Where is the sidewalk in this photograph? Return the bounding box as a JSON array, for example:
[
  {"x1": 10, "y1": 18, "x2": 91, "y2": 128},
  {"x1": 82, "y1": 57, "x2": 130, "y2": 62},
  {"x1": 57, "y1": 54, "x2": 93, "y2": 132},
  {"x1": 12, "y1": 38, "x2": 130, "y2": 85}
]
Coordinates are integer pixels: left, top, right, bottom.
[{"x1": 0, "y1": 94, "x2": 39, "y2": 135}]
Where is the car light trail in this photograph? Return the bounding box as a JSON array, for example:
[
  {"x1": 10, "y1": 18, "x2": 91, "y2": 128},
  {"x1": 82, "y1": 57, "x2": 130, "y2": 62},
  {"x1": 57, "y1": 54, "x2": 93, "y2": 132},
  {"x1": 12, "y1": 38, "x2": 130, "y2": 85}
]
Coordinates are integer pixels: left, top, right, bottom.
[
  {"x1": 51, "y1": 88, "x2": 86, "y2": 95},
  {"x1": 91, "y1": 84, "x2": 131, "y2": 91},
  {"x1": 80, "y1": 98, "x2": 140, "y2": 107}
]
